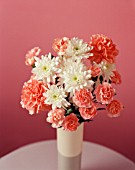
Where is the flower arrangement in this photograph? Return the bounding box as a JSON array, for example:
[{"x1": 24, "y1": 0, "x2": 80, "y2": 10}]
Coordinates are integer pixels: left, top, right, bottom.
[{"x1": 21, "y1": 34, "x2": 124, "y2": 131}]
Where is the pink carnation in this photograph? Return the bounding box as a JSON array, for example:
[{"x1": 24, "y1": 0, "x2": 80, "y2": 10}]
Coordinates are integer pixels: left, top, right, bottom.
[
  {"x1": 107, "y1": 100, "x2": 123, "y2": 117},
  {"x1": 21, "y1": 79, "x2": 51, "y2": 115},
  {"x1": 73, "y1": 89, "x2": 93, "y2": 108},
  {"x1": 52, "y1": 37, "x2": 69, "y2": 55},
  {"x1": 89, "y1": 34, "x2": 119, "y2": 64},
  {"x1": 62, "y1": 113, "x2": 80, "y2": 131},
  {"x1": 46, "y1": 108, "x2": 65, "y2": 128},
  {"x1": 90, "y1": 64, "x2": 101, "y2": 77},
  {"x1": 79, "y1": 105, "x2": 97, "y2": 120},
  {"x1": 25, "y1": 47, "x2": 41, "y2": 66},
  {"x1": 95, "y1": 82, "x2": 115, "y2": 104},
  {"x1": 110, "y1": 71, "x2": 122, "y2": 84}
]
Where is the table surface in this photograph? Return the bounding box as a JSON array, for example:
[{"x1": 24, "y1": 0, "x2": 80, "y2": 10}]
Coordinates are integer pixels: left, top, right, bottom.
[{"x1": 0, "y1": 140, "x2": 135, "y2": 170}]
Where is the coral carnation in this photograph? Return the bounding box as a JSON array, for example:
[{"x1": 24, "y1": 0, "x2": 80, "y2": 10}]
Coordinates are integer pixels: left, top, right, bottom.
[
  {"x1": 21, "y1": 79, "x2": 51, "y2": 115},
  {"x1": 90, "y1": 64, "x2": 101, "y2": 77},
  {"x1": 73, "y1": 89, "x2": 93, "y2": 108},
  {"x1": 95, "y1": 82, "x2": 115, "y2": 104},
  {"x1": 46, "y1": 108, "x2": 65, "y2": 128},
  {"x1": 25, "y1": 47, "x2": 41, "y2": 66},
  {"x1": 62, "y1": 113, "x2": 80, "y2": 131},
  {"x1": 79, "y1": 105, "x2": 97, "y2": 120},
  {"x1": 107, "y1": 100, "x2": 123, "y2": 117},
  {"x1": 110, "y1": 71, "x2": 122, "y2": 84},
  {"x1": 89, "y1": 34, "x2": 119, "y2": 64},
  {"x1": 52, "y1": 37, "x2": 69, "y2": 55}
]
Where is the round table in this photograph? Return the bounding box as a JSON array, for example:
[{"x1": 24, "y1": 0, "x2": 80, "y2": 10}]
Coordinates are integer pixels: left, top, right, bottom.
[{"x1": 0, "y1": 140, "x2": 135, "y2": 170}]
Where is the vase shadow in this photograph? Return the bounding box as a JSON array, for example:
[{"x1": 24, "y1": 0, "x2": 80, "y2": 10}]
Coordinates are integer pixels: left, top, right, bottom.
[
  {"x1": 82, "y1": 162, "x2": 134, "y2": 170},
  {"x1": 58, "y1": 152, "x2": 82, "y2": 170}
]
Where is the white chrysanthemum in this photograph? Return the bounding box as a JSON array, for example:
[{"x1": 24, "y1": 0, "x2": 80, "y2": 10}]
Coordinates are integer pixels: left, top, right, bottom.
[
  {"x1": 60, "y1": 59, "x2": 94, "y2": 94},
  {"x1": 44, "y1": 85, "x2": 70, "y2": 110},
  {"x1": 100, "y1": 61, "x2": 116, "y2": 80},
  {"x1": 32, "y1": 53, "x2": 61, "y2": 83},
  {"x1": 65, "y1": 37, "x2": 93, "y2": 59}
]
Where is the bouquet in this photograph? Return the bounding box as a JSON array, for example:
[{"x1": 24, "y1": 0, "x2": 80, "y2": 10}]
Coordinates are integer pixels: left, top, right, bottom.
[{"x1": 21, "y1": 34, "x2": 124, "y2": 132}]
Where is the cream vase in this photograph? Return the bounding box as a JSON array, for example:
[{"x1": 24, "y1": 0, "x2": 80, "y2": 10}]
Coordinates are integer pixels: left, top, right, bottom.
[{"x1": 57, "y1": 123, "x2": 84, "y2": 170}]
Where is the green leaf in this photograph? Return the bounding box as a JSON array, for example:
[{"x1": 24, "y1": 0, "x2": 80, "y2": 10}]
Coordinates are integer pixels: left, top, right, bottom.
[{"x1": 65, "y1": 108, "x2": 73, "y2": 116}]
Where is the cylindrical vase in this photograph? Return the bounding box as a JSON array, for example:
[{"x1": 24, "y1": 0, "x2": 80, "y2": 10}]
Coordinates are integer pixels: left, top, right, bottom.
[{"x1": 57, "y1": 123, "x2": 84, "y2": 170}]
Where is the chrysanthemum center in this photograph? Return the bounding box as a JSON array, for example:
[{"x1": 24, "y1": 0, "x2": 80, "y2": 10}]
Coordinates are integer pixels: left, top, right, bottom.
[
  {"x1": 102, "y1": 62, "x2": 111, "y2": 70},
  {"x1": 43, "y1": 66, "x2": 48, "y2": 71},
  {"x1": 52, "y1": 94, "x2": 58, "y2": 99},
  {"x1": 73, "y1": 76, "x2": 79, "y2": 82},
  {"x1": 74, "y1": 47, "x2": 79, "y2": 51}
]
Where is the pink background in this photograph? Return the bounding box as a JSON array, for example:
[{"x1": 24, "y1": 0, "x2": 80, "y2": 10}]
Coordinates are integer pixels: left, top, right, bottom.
[{"x1": 0, "y1": 0, "x2": 135, "y2": 162}]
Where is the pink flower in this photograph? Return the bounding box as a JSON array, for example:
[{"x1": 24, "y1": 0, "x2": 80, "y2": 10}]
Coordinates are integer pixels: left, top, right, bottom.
[
  {"x1": 52, "y1": 37, "x2": 69, "y2": 55},
  {"x1": 110, "y1": 71, "x2": 122, "y2": 84},
  {"x1": 46, "y1": 108, "x2": 65, "y2": 128},
  {"x1": 95, "y1": 82, "x2": 115, "y2": 104},
  {"x1": 21, "y1": 79, "x2": 51, "y2": 115},
  {"x1": 62, "y1": 113, "x2": 80, "y2": 131},
  {"x1": 73, "y1": 89, "x2": 93, "y2": 108},
  {"x1": 107, "y1": 100, "x2": 123, "y2": 117},
  {"x1": 79, "y1": 105, "x2": 97, "y2": 120},
  {"x1": 88, "y1": 34, "x2": 119, "y2": 64},
  {"x1": 90, "y1": 64, "x2": 101, "y2": 77},
  {"x1": 25, "y1": 47, "x2": 41, "y2": 66}
]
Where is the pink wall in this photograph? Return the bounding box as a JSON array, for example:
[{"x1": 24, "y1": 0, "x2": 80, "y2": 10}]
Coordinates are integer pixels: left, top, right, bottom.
[{"x1": 0, "y1": 0, "x2": 135, "y2": 162}]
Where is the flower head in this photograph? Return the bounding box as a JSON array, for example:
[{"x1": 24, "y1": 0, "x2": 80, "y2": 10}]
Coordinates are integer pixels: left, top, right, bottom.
[
  {"x1": 110, "y1": 71, "x2": 122, "y2": 84},
  {"x1": 62, "y1": 113, "x2": 80, "y2": 131},
  {"x1": 44, "y1": 85, "x2": 70, "y2": 110},
  {"x1": 32, "y1": 53, "x2": 60, "y2": 83},
  {"x1": 95, "y1": 82, "x2": 115, "y2": 104},
  {"x1": 79, "y1": 105, "x2": 97, "y2": 120},
  {"x1": 60, "y1": 58, "x2": 94, "y2": 94},
  {"x1": 52, "y1": 37, "x2": 69, "y2": 55},
  {"x1": 20, "y1": 79, "x2": 51, "y2": 115},
  {"x1": 90, "y1": 63, "x2": 101, "y2": 77},
  {"x1": 46, "y1": 108, "x2": 65, "y2": 128},
  {"x1": 65, "y1": 37, "x2": 93, "y2": 59},
  {"x1": 25, "y1": 47, "x2": 41, "y2": 66},
  {"x1": 89, "y1": 34, "x2": 119, "y2": 64},
  {"x1": 100, "y1": 61, "x2": 116, "y2": 80},
  {"x1": 73, "y1": 89, "x2": 93, "y2": 108},
  {"x1": 107, "y1": 100, "x2": 123, "y2": 117}
]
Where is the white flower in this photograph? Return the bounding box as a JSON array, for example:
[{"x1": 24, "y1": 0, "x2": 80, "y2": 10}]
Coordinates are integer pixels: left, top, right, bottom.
[
  {"x1": 100, "y1": 61, "x2": 116, "y2": 80},
  {"x1": 32, "y1": 53, "x2": 61, "y2": 83},
  {"x1": 65, "y1": 37, "x2": 93, "y2": 59},
  {"x1": 44, "y1": 85, "x2": 70, "y2": 110},
  {"x1": 59, "y1": 59, "x2": 94, "y2": 94}
]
